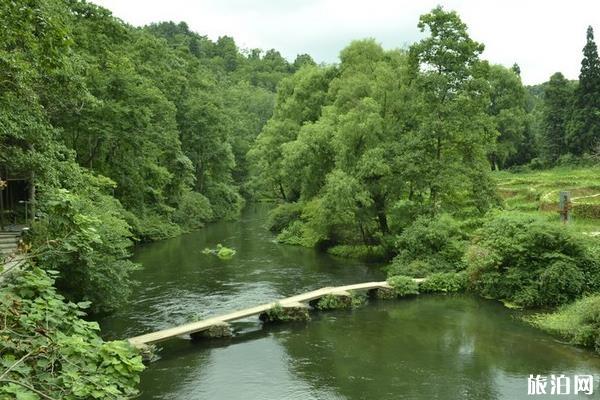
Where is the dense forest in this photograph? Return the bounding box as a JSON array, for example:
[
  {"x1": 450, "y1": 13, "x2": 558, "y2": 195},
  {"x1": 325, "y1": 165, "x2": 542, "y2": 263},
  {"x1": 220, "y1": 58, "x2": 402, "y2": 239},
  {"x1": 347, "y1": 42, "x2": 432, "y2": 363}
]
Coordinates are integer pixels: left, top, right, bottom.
[{"x1": 0, "y1": 1, "x2": 599, "y2": 399}]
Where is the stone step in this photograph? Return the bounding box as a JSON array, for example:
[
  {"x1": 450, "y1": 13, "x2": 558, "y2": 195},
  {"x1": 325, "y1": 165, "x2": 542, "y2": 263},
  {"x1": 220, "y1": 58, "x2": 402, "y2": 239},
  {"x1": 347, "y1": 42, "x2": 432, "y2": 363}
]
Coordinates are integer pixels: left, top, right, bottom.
[
  {"x1": 0, "y1": 237, "x2": 19, "y2": 244},
  {"x1": 0, "y1": 245, "x2": 18, "y2": 254}
]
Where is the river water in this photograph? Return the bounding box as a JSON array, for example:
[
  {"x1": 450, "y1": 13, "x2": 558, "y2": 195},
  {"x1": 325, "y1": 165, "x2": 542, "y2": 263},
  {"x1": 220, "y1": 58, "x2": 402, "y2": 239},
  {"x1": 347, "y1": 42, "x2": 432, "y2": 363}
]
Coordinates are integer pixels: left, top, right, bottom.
[{"x1": 101, "y1": 204, "x2": 600, "y2": 400}]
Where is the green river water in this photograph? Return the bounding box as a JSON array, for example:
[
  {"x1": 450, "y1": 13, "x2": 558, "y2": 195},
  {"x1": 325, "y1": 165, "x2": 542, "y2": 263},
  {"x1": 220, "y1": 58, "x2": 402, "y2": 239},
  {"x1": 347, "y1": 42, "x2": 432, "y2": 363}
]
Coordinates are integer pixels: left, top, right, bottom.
[{"x1": 101, "y1": 205, "x2": 600, "y2": 400}]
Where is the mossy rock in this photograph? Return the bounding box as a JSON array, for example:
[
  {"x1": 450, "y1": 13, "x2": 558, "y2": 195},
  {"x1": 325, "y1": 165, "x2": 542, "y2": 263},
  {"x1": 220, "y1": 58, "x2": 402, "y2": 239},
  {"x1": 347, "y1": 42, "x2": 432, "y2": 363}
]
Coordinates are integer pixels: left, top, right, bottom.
[
  {"x1": 259, "y1": 303, "x2": 310, "y2": 323},
  {"x1": 372, "y1": 287, "x2": 397, "y2": 300},
  {"x1": 201, "y1": 243, "x2": 237, "y2": 259},
  {"x1": 316, "y1": 294, "x2": 352, "y2": 310},
  {"x1": 138, "y1": 344, "x2": 159, "y2": 363},
  {"x1": 190, "y1": 323, "x2": 233, "y2": 340},
  {"x1": 315, "y1": 293, "x2": 367, "y2": 310}
]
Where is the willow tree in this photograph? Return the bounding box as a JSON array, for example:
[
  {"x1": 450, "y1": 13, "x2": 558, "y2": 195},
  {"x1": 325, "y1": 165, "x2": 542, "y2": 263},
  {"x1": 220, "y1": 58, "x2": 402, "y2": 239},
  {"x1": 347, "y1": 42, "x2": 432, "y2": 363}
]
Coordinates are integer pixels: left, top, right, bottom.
[{"x1": 248, "y1": 65, "x2": 334, "y2": 200}]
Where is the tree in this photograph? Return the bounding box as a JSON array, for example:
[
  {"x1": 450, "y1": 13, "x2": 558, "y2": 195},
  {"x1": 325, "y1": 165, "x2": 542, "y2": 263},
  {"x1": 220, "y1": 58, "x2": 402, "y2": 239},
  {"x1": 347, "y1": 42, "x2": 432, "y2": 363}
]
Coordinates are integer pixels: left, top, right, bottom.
[
  {"x1": 542, "y1": 72, "x2": 574, "y2": 162},
  {"x1": 568, "y1": 26, "x2": 600, "y2": 155},
  {"x1": 293, "y1": 53, "x2": 316, "y2": 70},
  {"x1": 511, "y1": 63, "x2": 521, "y2": 76},
  {"x1": 407, "y1": 6, "x2": 496, "y2": 213},
  {"x1": 248, "y1": 65, "x2": 334, "y2": 200},
  {"x1": 487, "y1": 65, "x2": 529, "y2": 169}
]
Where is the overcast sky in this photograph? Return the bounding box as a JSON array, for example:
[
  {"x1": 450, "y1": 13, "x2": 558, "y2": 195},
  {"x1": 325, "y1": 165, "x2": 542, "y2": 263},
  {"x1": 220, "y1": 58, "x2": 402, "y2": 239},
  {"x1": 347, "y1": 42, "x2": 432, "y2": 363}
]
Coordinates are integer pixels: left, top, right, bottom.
[{"x1": 90, "y1": 0, "x2": 600, "y2": 85}]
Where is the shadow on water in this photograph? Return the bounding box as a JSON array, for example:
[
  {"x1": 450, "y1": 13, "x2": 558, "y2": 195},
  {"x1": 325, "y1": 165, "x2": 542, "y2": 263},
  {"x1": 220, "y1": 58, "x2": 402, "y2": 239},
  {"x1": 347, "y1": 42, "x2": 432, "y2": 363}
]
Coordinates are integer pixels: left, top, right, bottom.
[{"x1": 101, "y1": 205, "x2": 600, "y2": 400}]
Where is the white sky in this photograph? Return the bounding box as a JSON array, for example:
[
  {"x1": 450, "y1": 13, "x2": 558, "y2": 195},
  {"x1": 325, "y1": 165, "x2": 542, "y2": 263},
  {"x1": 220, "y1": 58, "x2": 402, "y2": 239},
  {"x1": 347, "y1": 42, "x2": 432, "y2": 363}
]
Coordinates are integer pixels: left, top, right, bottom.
[{"x1": 90, "y1": 0, "x2": 600, "y2": 85}]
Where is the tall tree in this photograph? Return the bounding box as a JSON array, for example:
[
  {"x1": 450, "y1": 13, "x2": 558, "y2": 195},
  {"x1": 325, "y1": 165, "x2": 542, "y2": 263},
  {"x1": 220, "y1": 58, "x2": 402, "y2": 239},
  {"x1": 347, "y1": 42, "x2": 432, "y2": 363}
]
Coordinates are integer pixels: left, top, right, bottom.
[
  {"x1": 487, "y1": 65, "x2": 529, "y2": 169},
  {"x1": 542, "y1": 72, "x2": 574, "y2": 162},
  {"x1": 568, "y1": 26, "x2": 600, "y2": 155},
  {"x1": 408, "y1": 6, "x2": 496, "y2": 213}
]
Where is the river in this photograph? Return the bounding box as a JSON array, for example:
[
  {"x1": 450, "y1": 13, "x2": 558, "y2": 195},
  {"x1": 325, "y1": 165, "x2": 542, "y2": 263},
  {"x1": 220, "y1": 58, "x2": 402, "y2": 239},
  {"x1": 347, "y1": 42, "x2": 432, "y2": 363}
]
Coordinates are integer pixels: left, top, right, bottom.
[{"x1": 101, "y1": 204, "x2": 600, "y2": 399}]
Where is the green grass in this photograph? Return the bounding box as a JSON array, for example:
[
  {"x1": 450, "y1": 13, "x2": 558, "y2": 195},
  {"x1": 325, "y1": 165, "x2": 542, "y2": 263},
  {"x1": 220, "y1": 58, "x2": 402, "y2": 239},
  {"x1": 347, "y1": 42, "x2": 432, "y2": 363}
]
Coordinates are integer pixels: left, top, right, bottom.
[
  {"x1": 528, "y1": 295, "x2": 600, "y2": 353},
  {"x1": 493, "y1": 166, "x2": 600, "y2": 234}
]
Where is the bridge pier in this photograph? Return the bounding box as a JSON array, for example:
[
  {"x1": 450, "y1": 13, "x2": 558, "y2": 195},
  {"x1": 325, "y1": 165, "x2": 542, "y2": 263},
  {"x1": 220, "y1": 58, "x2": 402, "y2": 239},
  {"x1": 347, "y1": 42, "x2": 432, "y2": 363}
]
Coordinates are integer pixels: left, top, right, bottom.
[
  {"x1": 190, "y1": 322, "x2": 233, "y2": 340},
  {"x1": 259, "y1": 302, "x2": 310, "y2": 323},
  {"x1": 371, "y1": 287, "x2": 397, "y2": 300}
]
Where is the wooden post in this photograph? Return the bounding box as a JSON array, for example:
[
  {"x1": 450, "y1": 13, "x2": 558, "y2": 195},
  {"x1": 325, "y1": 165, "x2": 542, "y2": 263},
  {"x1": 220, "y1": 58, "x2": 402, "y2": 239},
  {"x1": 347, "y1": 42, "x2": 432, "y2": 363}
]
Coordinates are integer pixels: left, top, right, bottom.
[
  {"x1": 28, "y1": 172, "x2": 35, "y2": 224},
  {"x1": 559, "y1": 191, "x2": 571, "y2": 224}
]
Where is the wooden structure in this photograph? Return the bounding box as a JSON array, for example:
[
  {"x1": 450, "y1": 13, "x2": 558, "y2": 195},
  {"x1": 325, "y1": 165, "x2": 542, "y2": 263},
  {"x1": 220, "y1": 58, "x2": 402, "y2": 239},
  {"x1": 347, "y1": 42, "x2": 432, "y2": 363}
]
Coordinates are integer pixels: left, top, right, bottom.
[
  {"x1": 0, "y1": 168, "x2": 33, "y2": 230},
  {"x1": 127, "y1": 280, "x2": 423, "y2": 348}
]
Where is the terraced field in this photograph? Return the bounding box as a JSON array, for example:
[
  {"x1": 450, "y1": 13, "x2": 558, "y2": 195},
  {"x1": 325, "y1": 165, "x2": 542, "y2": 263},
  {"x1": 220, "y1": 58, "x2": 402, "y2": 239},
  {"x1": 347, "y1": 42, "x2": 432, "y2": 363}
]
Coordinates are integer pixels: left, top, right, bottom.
[{"x1": 494, "y1": 166, "x2": 600, "y2": 235}]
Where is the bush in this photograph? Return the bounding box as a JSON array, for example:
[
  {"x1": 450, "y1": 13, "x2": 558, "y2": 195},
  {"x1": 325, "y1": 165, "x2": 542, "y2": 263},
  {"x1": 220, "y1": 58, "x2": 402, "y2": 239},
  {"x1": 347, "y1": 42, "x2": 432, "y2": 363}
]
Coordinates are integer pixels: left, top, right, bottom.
[
  {"x1": 327, "y1": 244, "x2": 386, "y2": 260},
  {"x1": 466, "y1": 213, "x2": 599, "y2": 308},
  {"x1": 266, "y1": 202, "x2": 303, "y2": 233},
  {"x1": 204, "y1": 182, "x2": 245, "y2": 221},
  {"x1": 276, "y1": 220, "x2": 306, "y2": 245},
  {"x1": 0, "y1": 267, "x2": 144, "y2": 399},
  {"x1": 529, "y1": 295, "x2": 600, "y2": 353},
  {"x1": 125, "y1": 211, "x2": 182, "y2": 242},
  {"x1": 387, "y1": 275, "x2": 419, "y2": 297},
  {"x1": 173, "y1": 190, "x2": 213, "y2": 229},
  {"x1": 573, "y1": 203, "x2": 600, "y2": 219},
  {"x1": 32, "y1": 188, "x2": 139, "y2": 314},
  {"x1": 419, "y1": 272, "x2": 467, "y2": 293},
  {"x1": 388, "y1": 214, "x2": 468, "y2": 278},
  {"x1": 528, "y1": 157, "x2": 546, "y2": 170}
]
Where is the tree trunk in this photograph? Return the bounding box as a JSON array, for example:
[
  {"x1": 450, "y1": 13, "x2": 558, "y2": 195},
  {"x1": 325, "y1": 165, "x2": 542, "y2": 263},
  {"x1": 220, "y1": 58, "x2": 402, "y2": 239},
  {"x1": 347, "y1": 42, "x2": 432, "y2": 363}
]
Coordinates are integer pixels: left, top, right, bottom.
[{"x1": 278, "y1": 182, "x2": 287, "y2": 201}]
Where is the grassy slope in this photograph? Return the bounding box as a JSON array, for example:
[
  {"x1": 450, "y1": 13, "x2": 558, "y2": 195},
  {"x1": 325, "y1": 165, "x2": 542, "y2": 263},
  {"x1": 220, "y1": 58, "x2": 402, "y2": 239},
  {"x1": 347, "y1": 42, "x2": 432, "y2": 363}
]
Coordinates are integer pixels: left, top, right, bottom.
[{"x1": 493, "y1": 166, "x2": 600, "y2": 235}]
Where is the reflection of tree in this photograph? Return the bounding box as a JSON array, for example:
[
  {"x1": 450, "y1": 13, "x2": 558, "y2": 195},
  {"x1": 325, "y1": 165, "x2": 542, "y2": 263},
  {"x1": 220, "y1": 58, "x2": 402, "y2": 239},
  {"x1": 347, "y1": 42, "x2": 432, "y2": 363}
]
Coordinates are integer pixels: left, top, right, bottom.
[{"x1": 278, "y1": 295, "x2": 600, "y2": 400}]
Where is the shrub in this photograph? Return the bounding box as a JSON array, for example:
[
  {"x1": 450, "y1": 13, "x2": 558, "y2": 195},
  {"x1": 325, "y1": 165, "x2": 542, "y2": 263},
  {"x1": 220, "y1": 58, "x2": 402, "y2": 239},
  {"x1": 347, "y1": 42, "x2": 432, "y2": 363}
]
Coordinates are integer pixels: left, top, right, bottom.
[
  {"x1": 573, "y1": 203, "x2": 600, "y2": 219},
  {"x1": 466, "y1": 213, "x2": 599, "y2": 307},
  {"x1": 0, "y1": 267, "x2": 144, "y2": 399},
  {"x1": 126, "y1": 212, "x2": 182, "y2": 242},
  {"x1": 276, "y1": 220, "x2": 306, "y2": 245},
  {"x1": 266, "y1": 202, "x2": 303, "y2": 233},
  {"x1": 173, "y1": 190, "x2": 214, "y2": 229},
  {"x1": 327, "y1": 244, "x2": 386, "y2": 261},
  {"x1": 528, "y1": 157, "x2": 545, "y2": 170},
  {"x1": 529, "y1": 295, "x2": 600, "y2": 353},
  {"x1": 204, "y1": 182, "x2": 245, "y2": 221},
  {"x1": 388, "y1": 214, "x2": 468, "y2": 278},
  {"x1": 387, "y1": 275, "x2": 419, "y2": 297},
  {"x1": 419, "y1": 272, "x2": 467, "y2": 293},
  {"x1": 32, "y1": 188, "x2": 139, "y2": 314}
]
